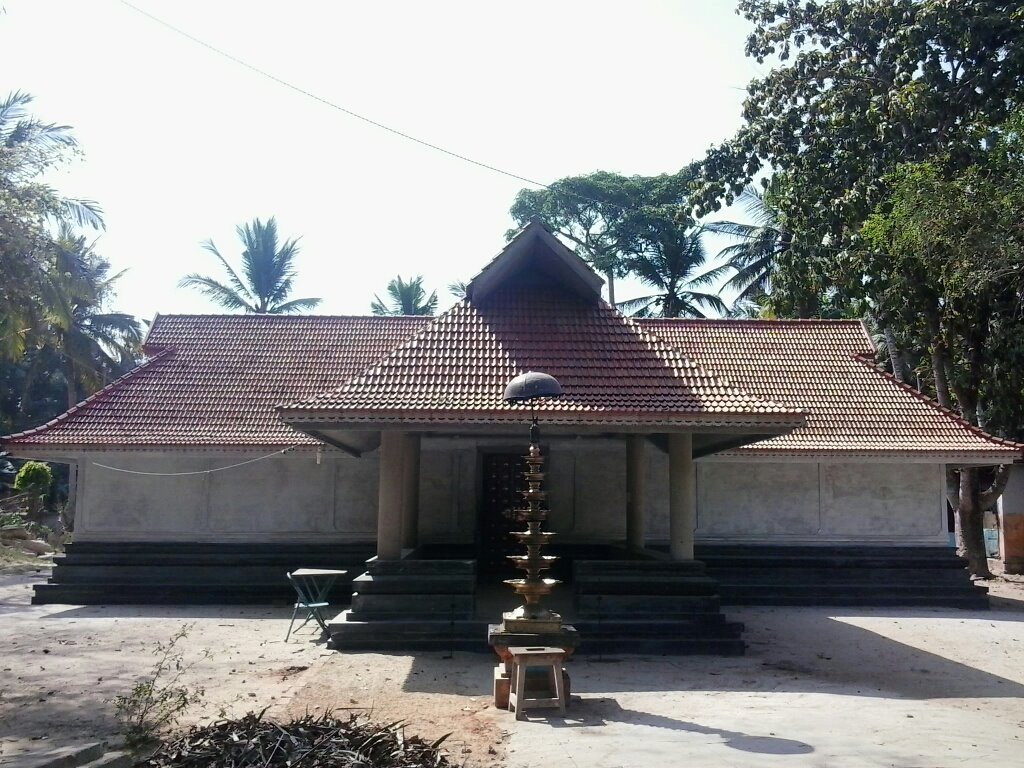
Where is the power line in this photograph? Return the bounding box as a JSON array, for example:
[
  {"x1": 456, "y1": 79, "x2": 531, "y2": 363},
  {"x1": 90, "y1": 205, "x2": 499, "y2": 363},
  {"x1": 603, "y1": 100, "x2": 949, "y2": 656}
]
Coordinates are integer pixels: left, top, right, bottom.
[
  {"x1": 93, "y1": 445, "x2": 299, "y2": 476},
  {"x1": 117, "y1": 0, "x2": 553, "y2": 190},
  {"x1": 115, "y1": 2, "x2": 823, "y2": 253}
]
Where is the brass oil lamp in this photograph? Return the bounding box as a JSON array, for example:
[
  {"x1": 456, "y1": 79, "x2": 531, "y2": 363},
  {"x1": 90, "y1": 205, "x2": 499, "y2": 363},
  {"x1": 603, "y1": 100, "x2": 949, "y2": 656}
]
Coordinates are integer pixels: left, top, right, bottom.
[{"x1": 500, "y1": 371, "x2": 563, "y2": 632}]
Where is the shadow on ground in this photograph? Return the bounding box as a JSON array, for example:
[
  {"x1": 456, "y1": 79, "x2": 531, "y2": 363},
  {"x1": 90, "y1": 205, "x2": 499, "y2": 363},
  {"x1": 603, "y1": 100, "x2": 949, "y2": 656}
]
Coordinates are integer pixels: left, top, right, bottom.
[
  {"x1": 533, "y1": 697, "x2": 815, "y2": 755},
  {"x1": 396, "y1": 608, "x2": 1024, "y2": 701}
]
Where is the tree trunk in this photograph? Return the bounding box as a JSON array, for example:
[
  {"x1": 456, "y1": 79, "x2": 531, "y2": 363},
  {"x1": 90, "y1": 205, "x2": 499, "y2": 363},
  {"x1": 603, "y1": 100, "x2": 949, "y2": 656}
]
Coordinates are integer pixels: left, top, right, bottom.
[
  {"x1": 882, "y1": 326, "x2": 907, "y2": 383},
  {"x1": 63, "y1": 461, "x2": 78, "y2": 533},
  {"x1": 605, "y1": 272, "x2": 616, "y2": 306},
  {"x1": 958, "y1": 467, "x2": 992, "y2": 578},
  {"x1": 931, "y1": 338, "x2": 952, "y2": 409},
  {"x1": 64, "y1": 360, "x2": 78, "y2": 410}
]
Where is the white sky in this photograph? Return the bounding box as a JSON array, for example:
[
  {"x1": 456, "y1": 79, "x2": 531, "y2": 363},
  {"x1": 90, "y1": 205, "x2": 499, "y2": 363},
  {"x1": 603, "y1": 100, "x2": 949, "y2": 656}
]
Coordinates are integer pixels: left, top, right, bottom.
[{"x1": 1, "y1": 0, "x2": 768, "y2": 322}]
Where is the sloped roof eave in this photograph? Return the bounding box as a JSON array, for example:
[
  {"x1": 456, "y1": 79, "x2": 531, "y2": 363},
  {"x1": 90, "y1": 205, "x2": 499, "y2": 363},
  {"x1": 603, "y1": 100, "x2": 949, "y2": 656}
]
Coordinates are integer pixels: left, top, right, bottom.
[{"x1": 279, "y1": 406, "x2": 808, "y2": 429}]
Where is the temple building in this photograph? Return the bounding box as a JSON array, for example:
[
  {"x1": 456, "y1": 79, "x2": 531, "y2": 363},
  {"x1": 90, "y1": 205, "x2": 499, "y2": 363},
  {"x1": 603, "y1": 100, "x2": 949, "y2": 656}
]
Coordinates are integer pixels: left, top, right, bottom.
[{"x1": 4, "y1": 222, "x2": 1019, "y2": 652}]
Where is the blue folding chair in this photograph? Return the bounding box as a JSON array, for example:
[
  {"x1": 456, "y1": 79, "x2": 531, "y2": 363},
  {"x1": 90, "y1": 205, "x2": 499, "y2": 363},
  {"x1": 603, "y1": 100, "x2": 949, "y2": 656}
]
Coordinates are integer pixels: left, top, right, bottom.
[{"x1": 285, "y1": 568, "x2": 346, "y2": 641}]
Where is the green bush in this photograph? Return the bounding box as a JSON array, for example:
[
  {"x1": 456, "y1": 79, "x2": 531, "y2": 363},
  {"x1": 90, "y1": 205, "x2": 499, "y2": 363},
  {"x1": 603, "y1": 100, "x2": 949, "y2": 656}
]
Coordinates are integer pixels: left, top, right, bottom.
[
  {"x1": 13, "y1": 461, "x2": 52, "y2": 520},
  {"x1": 14, "y1": 461, "x2": 52, "y2": 496}
]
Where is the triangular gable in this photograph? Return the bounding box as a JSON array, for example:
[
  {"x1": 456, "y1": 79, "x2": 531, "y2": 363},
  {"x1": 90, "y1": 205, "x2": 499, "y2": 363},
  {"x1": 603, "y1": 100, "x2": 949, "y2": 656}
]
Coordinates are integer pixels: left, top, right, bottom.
[{"x1": 465, "y1": 219, "x2": 605, "y2": 304}]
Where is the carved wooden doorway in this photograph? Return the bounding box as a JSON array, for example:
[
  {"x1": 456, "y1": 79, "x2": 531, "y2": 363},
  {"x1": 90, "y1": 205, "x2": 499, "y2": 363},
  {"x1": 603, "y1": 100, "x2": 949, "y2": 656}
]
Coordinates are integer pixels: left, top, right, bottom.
[{"x1": 478, "y1": 452, "x2": 525, "y2": 577}]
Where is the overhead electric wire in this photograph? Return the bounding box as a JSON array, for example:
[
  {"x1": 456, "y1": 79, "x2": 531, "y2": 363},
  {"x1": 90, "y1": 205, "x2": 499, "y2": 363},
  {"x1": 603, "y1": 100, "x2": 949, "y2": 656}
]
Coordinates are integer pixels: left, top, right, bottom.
[
  {"x1": 116, "y1": 1, "x2": 837, "y2": 253},
  {"x1": 117, "y1": 0, "x2": 553, "y2": 190}
]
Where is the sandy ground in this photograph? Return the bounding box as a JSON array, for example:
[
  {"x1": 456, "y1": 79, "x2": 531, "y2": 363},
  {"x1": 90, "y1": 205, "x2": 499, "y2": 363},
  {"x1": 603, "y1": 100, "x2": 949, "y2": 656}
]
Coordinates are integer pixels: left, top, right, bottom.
[{"x1": 2, "y1": 567, "x2": 1023, "y2": 767}]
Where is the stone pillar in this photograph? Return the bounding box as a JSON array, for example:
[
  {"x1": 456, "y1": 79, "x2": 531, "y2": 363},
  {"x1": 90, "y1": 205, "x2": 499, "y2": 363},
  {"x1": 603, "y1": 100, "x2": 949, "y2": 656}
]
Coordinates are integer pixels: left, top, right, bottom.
[
  {"x1": 401, "y1": 433, "x2": 421, "y2": 550},
  {"x1": 626, "y1": 435, "x2": 646, "y2": 550},
  {"x1": 376, "y1": 431, "x2": 405, "y2": 560},
  {"x1": 668, "y1": 432, "x2": 696, "y2": 561},
  {"x1": 1000, "y1": 464, "x2": 1024, "y2": 574}
]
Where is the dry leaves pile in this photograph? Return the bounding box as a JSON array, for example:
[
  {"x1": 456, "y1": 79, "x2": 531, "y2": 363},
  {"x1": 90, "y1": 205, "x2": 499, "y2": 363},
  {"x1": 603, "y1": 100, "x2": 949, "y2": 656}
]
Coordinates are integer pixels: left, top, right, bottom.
[{"x1": 139, "y1": 711, "x2": 454, "y2": 768}]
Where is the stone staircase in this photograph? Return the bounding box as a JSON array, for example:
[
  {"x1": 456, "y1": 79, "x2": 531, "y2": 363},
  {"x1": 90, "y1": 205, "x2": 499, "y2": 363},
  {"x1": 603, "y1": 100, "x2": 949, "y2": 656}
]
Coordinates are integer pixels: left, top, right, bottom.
[
  {"x1": 32, "y1": 541, "x2": 374, "y2": 605},
  {"x1": 572, "y1": 559, "x2": 746, "y2": 655},
  {"x1": 695, "y1": 544, "x2": 989, "y2": 608},
  {"x1": 328, "y1": 557, "x2": 487, "y2": 651}
]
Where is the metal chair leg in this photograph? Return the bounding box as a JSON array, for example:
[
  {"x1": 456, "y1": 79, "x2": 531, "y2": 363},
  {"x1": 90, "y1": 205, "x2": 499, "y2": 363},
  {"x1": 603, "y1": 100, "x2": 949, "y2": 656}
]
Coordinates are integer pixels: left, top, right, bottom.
[{"x1": 286, "y1": 601, "x2": 300, "y2": 642}]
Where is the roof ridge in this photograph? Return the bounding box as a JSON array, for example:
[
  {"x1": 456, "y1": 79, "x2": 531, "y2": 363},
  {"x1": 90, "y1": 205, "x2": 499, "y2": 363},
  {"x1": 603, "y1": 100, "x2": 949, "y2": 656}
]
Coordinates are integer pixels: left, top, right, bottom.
[
  {"x1": 623, "y1": 315, "x2": 805, "y2": 416},
  {"x1": 851, "y1": 355, "x2": 1024, "y2": 452},
  {"x1": 2, "y1": 348, "x2": 176, "y2": 443},
  {"x1": 149, "y1": 313, "x2": 431, "y2": 321},
  {"x1": 638, "y1": 317, "x2": 866, "y2": 326}
]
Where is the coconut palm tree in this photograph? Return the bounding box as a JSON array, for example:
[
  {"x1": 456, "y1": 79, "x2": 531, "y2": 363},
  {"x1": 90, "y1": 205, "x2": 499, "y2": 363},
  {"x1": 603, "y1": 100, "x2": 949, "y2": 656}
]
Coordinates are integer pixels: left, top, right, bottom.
[
  {"x1": 371, "y1": 275, "x2": 438, "y2": 316},
  {"x1": 40, "y1": 226, "x2": 142, "y2": 408},
  {"x1": 0, "y1": 91, "x2": 104, "y2": 361},
  {"x1": 179, "y1": 217, "x2": 321, "y2": 314},
  {"x1": 0, "y1": 90, "x2": 104, "y2": 229},
  {"x1": 618, "y1": 225, "x2": 727, "y2": 318},
  {"x1": 704, "y1": 178, "x2": 791, "y2": 309},
  {"x1": 447, "y1": 280, "x2": 468, "y2": 300}
]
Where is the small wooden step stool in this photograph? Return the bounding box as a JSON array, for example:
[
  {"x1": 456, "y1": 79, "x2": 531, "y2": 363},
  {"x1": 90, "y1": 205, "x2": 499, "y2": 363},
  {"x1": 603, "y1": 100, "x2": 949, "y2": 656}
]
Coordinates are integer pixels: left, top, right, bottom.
[{"x1": 507, "y1": 646, "x2": 567, "y2": 720}]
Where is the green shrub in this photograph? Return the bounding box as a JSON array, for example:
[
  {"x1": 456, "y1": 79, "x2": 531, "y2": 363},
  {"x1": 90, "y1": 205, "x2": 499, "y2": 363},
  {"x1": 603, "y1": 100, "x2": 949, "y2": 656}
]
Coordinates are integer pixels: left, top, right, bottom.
[
  {"x1": 13, "y1": 461, "x2": 52, "y2": 496},
  {"x1": 113, "y1": 624, "x2": 208, "y2": 749},
  {"x1": 14, "y1": 462, "x2": 52, "y2": 519}
]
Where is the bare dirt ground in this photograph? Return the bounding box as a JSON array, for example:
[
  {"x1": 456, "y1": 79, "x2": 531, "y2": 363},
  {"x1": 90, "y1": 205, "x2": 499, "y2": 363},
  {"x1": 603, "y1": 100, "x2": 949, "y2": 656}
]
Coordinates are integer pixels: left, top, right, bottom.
[{"x1": 2, "y1": 565, "x2": 1023, "y2": 767}]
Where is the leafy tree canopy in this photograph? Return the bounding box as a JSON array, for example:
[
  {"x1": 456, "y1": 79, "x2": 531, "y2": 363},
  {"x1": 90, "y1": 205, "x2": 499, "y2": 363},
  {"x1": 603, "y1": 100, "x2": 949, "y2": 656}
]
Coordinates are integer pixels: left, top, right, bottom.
[
  {"x1": 693, "y1": 0, "x2": 1024, "y2": 269},
  {"x1": 508, "y1": 169, "x2": 695, "y2": 304}
]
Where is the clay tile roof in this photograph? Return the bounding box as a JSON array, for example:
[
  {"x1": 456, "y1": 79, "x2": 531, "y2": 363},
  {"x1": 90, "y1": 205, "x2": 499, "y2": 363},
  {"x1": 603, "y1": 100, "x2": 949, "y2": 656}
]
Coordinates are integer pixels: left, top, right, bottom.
[
  {"x1": 639, "y1": 318, "x2": 1022, "y2": 459},
  {"x1": 2, "y1": 314, "x2": 429, "y2": 449},
  {"x1": 279, "y1": 284, "x2": 805, "y2": 428}
]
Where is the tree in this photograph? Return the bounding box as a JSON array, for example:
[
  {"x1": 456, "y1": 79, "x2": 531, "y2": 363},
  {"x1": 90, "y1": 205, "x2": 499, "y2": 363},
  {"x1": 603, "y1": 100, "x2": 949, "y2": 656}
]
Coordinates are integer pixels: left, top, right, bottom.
[
  {"x1": 508, "y1": 169, "x2": 698, "y2": 305},
  {"x1": 40, "y1": 226, "x2": 142, "y2": 409},
  {"x1": 693, "y1": 0, "x2": 1024, "y2": 305},
  {"x1": 0, "y1": 91, "x2": 103, "y2": 361},
  {"x1": 13, "y1": 460, "x2": 52, "y2": 520},
  {"x1": 371, "y1": 275, "x2": 438, "y2": 316},
  {"x1": 617, "y1": 194, "x2": 726, "y2": 319},
  {"x1": 860, "y1": 118, "x2": 1024, "y2": 576},
  {"x1": 179, "y1": 217, "x2": 321, "y2": 314},
  {"x1": 447, "y1": 280, "x2": 468, "y2": 300},
  {"x1": 691, "y1": 1, "x2": 1024, "y2": 575},
  {"x1": 704, "y1": 177, "x2": 791, "y2": 311}
]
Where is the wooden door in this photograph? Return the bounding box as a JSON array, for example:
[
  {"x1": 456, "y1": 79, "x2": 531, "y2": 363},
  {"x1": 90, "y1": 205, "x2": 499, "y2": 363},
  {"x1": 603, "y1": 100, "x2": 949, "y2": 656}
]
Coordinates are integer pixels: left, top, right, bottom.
[{"x1": 479, "y1": 453, "x2": 525, "y2": 576}]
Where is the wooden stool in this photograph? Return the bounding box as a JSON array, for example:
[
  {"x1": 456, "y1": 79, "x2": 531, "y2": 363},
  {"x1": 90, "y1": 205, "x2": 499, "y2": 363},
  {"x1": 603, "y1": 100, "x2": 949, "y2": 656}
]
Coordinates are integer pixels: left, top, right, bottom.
[{"x1": 507, "y1": 646, "x2": 566, "y2": 720}]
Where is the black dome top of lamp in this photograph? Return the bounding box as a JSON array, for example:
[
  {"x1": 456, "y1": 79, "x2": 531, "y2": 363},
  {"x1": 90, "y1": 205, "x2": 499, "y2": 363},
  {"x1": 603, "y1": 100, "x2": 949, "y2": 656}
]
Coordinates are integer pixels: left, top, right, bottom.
[{"x1": 503, "y1": 371, "x2": 563, "y2": 403}]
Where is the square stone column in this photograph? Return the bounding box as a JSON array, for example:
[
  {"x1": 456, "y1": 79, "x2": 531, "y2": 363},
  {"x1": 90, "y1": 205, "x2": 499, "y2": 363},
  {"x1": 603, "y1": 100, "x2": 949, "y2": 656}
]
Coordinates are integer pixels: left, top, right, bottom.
[
  {"x1": 376, "y1": 430, "x2": 405, "y2": 560},
  {"x1": 401, "y1": 433, "x2": 421, "y2": 549},
  {"x1": 626, "y1": 435, "x2": 646, "y2": 550},
  {"x1": 668, "y1": 432, "x2": 696, "y2": 561}
]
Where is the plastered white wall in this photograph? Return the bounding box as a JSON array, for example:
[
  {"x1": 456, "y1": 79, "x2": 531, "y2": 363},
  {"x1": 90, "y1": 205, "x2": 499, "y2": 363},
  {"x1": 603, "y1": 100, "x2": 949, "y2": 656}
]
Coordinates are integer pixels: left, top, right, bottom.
[{"x1": 72, "y1": 441, "x2": 948, "y2": 546}]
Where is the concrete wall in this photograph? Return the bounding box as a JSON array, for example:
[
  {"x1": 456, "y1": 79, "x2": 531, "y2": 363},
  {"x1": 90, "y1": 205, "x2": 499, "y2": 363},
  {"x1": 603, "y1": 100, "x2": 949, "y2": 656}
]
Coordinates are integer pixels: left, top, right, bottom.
[
  {"x1": 75, "y1": 450, "x2": 378, "y2": 542},
  {"x1": 675, "y1": 459, "x2": 944, "y2": 545},
  {"x1": 72, "y1": 439, "x2": 948, "y2": 546}
]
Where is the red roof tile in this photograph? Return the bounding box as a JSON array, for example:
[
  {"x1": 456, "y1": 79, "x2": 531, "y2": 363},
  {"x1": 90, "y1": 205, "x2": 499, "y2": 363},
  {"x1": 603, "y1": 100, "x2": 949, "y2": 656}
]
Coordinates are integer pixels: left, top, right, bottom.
[
  {"x1": 3, "y1": 314, "x2": 428, "y2": 448},
  {"x1": 280, "y1": 285, "x2": 804, "y2": 427},
  {"x1": 639, "y1": 318, "x2": 1021, "y2": 458}
]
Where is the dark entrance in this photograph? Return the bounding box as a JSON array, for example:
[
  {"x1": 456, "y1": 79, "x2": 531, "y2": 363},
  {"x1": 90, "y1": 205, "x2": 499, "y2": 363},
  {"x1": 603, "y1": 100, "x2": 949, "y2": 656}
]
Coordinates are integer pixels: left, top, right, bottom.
[{"x1": 478, "y1": 452, "x2": 525, "y2": 576}]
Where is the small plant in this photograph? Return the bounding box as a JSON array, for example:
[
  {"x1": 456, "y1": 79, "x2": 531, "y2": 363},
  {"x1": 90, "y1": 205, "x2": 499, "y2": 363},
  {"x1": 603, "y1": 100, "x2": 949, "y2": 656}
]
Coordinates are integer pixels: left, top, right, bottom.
[
  {"x1": 113, "y1": 624, "x2": 208, "y2": 749},
  {"x1": 13, "y1": 461, "x2": 52, "y2": 519}
]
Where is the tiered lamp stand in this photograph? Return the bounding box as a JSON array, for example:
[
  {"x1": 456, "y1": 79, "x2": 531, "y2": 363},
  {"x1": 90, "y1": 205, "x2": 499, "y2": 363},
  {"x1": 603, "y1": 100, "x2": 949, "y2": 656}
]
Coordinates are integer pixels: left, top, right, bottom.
[{"x1": 488, "y1": 372, "x2": 578, "y2": 711}]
